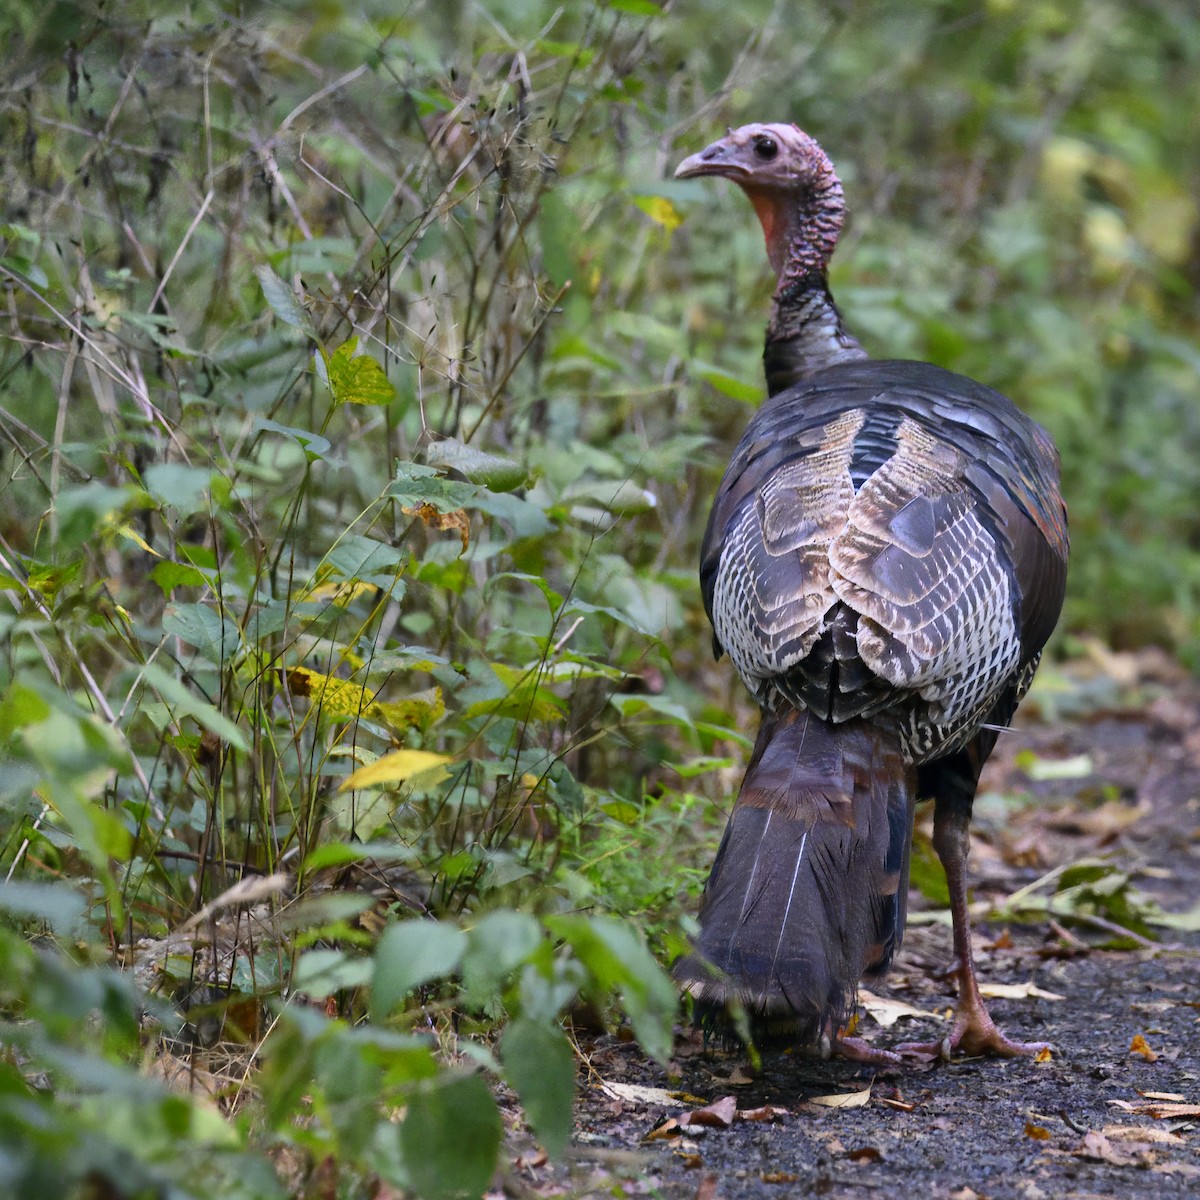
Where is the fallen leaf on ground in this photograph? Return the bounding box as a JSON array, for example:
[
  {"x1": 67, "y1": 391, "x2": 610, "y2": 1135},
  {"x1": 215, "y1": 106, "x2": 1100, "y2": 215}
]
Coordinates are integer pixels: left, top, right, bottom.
[
  {"x1": 600, "y1": 1081, "x2": 684, "y2": 1107},
  {"x1": 693, "y1": 1172, "x2": 720, "y2": 1200},
  {"x1": 846, "y1": 1146, "x2": 884, "y2": 1163},
  {"x1": 1074, "y1": 1130, "x2": 1141, "y2": 1166},
  {"x1": 680, "y1": 1096, "x2": 736, "y2": 1129},
  {"x1": 760, "y1": 1172, "x2": 799, "y2": 1184},
  {"x1": 859, "y1": 988, "x2": 938, "y2": 1028},
  {"x1": 1139, "y1": 1091, "x2": 1186, "y2": 1102},
  {"x1": 1109, "y1": 1100, "x2": 1200, "y2": 1119},
  {"x1": 513, "y1": 1150, "x2": 548, "y2": 1169},
  {"x1": 737, "y1": 1105, "x2": 788, "y2": 1123},
  {"x1": 809, "y1": 1086, "x2": 872, "y2": 1109},
  {"x1": 1102, "y1": 1124, "x2": 1185, "y2": 1146},
  {"x1": 979, "y1": 981, "x2": 1065, "y2": 1001},
  {"x1": 1130, "y1": 1033, "x2": 1159, "y2": 1062},
  {"x1": 1024, "y1": 1122, "x2": 1052, "y2": 1141}
]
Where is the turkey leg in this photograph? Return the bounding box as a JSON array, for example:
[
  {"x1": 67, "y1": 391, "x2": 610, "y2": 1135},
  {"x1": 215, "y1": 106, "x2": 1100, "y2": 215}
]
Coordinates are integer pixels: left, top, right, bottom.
[{"x1": 898, "y1": 803, "x2": 1052, "y2": 1059}]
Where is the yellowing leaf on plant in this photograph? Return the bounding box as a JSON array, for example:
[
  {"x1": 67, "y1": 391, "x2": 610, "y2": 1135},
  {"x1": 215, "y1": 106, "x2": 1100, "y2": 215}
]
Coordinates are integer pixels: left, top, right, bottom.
[
  {"x1": 287, "y1": 669, "x2": 442, "y2": 734},
  {"x1": 117, "y1": 524, "x2": 162, "y2": 556},
  {"x1": 633, "y1": 194, "x2": 682, "y2": 232},
  {"x1": 298, "y1": 578, "x2": 376, "y2": 606},
  {"x1": 370, "y1": 688, "x2": 445, "y2": 734},
  {"x1": 403, "y1": 503, "x2": 470, "y2": 552},
  {"x1": 287, "y1": 668, "x2": 376, "y2": 723},
  {"x1": 325, "y1": 338, "x2": 397, "y2": 406},
  {"x1": 340, "y1": 749, "x2": 452, "y2": 791}
]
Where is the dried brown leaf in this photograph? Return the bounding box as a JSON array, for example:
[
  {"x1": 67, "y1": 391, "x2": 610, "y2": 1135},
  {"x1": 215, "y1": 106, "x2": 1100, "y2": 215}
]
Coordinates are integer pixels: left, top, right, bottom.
[
  {"x1": 1075, "y1": 1130, "x2": 1141, "y2": 1166},
  {"x1": 737, "y1": 1105, "x2": 788, "y2": 1123},
  {"x1": 979, "y1": 981, "x2": 1065, "y2": 1001},
  {"x1": 1024, "y1": 1122, "x2": 1052, "y2": 1141},
  {"x1": 680, "y1": 1096, "x2": 737, "y2": 1129},
  {"x1": 846, "y1": 1146, "x2": 884, "y2": 1163},
  {"x1": 858, "y1": 988, "x2": 937, "y2": 1028},
  {"x1": 599, "y1": 1081, "x2": 685, "y2": 1107},
  {"x1": 1102, "y1": 1124, "x2": 1185, "y2": 1146},
  {"x1": 808, "y1": 1086, "x2": 872, "y2": 1109}
]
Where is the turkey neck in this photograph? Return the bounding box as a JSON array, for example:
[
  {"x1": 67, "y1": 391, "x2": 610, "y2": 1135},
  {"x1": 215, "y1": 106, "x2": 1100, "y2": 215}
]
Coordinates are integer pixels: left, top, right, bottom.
[
  {"x1": 754, "y1": 164, "x2": 866, "y2": 394},
  {"x1": 764, "y1": 273, "x2": 865, "y2": 395}
]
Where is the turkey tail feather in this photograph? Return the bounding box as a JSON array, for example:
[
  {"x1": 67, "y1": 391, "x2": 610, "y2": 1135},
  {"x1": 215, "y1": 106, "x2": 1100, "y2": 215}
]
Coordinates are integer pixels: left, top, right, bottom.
[{"x1": 675, "y1": 709, "x2": 915, "y2": 1041}]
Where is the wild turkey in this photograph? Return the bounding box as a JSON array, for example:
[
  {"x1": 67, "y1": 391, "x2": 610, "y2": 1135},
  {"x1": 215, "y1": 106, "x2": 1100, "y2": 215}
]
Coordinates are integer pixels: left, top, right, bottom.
[{"x1": 673, "y1": 123, "x2": 1068, "y2": 1061}]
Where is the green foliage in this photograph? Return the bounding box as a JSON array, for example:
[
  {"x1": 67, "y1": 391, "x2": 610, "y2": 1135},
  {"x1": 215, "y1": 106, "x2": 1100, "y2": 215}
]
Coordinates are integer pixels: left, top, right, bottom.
[{"x1": 1, "y1": 0, "x2": 1198, "y2": 1194}]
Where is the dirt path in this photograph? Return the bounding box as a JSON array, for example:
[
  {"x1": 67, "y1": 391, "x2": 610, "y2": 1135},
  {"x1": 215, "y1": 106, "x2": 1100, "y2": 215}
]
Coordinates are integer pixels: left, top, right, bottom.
[{"x1": 528, "y1": 655, "x2": 1200, "y2": 1199}]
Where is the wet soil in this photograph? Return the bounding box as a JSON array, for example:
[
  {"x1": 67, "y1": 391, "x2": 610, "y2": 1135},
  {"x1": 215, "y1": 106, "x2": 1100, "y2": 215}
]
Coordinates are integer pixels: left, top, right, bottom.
[{"x1": 525, "y1": 656, "x2": 1200, "y2": 1199}]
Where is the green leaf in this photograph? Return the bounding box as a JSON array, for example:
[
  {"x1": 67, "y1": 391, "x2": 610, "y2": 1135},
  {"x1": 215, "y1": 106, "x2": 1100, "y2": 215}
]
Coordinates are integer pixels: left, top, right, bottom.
[
  {"x1": 400, "y1": 1073, "x2": 501, "y2": 1200},
  {"x1": 371, "y1": 920, "x2": 467, "y2": 1020},
  {"x1": 149, "y1": 560, "x2": 213, "y2": 596},
  {"x1": 605, "y1": 0, "x2": 663, "y2": 14},
  {"x1": 137, "y1": 660, "x2": 249, "y2": 752},
  {"x1": 161, "y1": 602, "x2": 242, "y2": 665},
  {"x1": 694, "y1": 363, "x2": 762, "y2": 404},
  {"x1": 142, "y1": 463, "x2": 213, "y2": 515},
  {"x1": 326, "y1": 338, "x2": 397, "y2": 406},
  {"x1": 499, "y1": 1018, "x2": 576, "y2": 1158},
  {"x1": 547, "y1": 915, "x2": 675, "y2": 1063},
  {"x1": 425, "y1": 439, "x2": 527, "y2": 493},
  {"x1": 461, "y1": 910, "x2": 542, "y2": 1004},
  {"x1": 389, "y1": 462, "x2": 479, "y2": 513},
  {"x1": 291, "y1": 948, "x2": 373, "y2": 998},
  {"x1": 252, "y1": 417, "x2": 332, "y2": 461},
  {"x1": 0, "y1": 880, "x2": 87, "y2": 935},
  {"x1": 254, "y1": 264, "x2": 314, "y2": 336}
]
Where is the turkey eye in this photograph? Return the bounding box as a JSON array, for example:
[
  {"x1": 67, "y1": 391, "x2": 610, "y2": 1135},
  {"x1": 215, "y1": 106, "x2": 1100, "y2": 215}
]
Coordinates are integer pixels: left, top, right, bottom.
[{"x1": 754, "y1": 136, "x2": 779, "y2": 161}]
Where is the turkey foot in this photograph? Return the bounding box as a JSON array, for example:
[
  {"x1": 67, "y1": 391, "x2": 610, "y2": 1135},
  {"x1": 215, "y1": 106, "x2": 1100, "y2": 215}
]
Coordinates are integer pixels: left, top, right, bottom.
[
  {"x1": 894, "y1": 960, "x2": 1052, "y2": 1061},
  {"x1": 899, "y1": 807, "x2": 1054, "y2": 1061},
  {"x1": 817, "y1": 1018, "x2": 905, "y2": 1066}
]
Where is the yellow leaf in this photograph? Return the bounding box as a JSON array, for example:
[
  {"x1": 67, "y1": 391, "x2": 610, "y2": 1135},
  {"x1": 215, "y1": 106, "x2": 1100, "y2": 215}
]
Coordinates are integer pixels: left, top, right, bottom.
[
  {"x1": 299, "y1": 578, "x2": 376, "y2": 606},
  {"x1": 1129, "y1": 1033, "x2": 1159, "y2": 1062},
  {"x1": 117, "y1": 524, "x2": 162, "y2": 556},
  {"x1": 340, "y1": 749, "x2": 452, "y2": 791},
  {"x1": 370, "y1": 687, "x2": 445, "y2": 733},
  {"x1": 633, "y1": 195, "x2": 683, "y2": 232},
  {"x1": 287, "y1": 667, "x2": 376, "y2": 723},
  {"x1": 325, "y1": 338, "x2": 397, "y2": 406}
]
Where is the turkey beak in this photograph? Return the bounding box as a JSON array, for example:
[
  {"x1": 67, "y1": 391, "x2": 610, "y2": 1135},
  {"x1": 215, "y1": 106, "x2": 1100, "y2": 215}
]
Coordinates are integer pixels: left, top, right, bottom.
[{"x1": 675, "y1": 137, "x2": 746, "y2": 181}]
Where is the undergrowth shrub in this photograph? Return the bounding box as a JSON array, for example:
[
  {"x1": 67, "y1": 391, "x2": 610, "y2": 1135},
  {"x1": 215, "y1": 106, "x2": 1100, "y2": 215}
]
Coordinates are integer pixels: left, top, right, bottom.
[{"x1": 1, "y1": 0, "x2": 1198, "y2": 1194}]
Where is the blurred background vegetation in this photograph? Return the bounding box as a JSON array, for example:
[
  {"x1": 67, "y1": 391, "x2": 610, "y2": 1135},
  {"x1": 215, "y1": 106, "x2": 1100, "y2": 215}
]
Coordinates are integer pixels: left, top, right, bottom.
[{"x1": 0, "y1": 0, "x2": 1197, "y2": 1195}]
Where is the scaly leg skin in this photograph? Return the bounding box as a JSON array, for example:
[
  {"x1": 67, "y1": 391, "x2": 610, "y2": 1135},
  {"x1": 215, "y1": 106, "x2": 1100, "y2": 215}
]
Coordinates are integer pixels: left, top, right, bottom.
[
  {"x1": 816, "y1": 1018, "x2": 905, "y2": 1066},
  {"x1": 896, "y1": 805, "x2": 1052, "y2": 1061}
]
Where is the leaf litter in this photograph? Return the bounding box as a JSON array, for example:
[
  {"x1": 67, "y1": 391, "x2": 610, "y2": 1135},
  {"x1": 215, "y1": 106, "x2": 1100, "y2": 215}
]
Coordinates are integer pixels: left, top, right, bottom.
[{"x1": 552, "y1": 658, "x2": 1200, "y2": 1199}]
